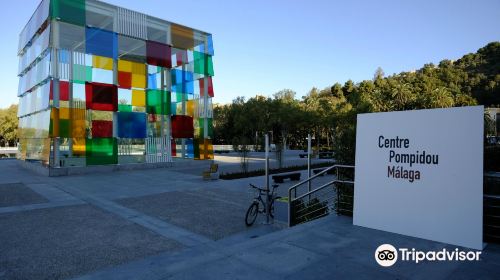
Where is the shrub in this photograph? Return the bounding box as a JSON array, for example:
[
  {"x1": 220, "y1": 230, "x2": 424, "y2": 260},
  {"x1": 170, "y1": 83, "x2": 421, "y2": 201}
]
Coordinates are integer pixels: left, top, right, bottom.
[
  {"x1": 219, "y1": 162, "x2": 335, "y2": 180},
  {"x1": 290, "y1": 198, "x2": 328, "y2": 226}
]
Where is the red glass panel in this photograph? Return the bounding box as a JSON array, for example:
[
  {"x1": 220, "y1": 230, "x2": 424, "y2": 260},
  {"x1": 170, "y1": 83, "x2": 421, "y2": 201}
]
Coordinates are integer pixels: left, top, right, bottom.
[
  {"x1": 171, "y1": 115, "x2": 194, "y2": 138},
  {"x1": 199, "y1": 77, "x2": 214, "y2": 97},
  {"x1": 118, "y1": 71, "x2": 132, "y2": 89},
  {"x1": 85, "y1": 82, "x2": 118, "y2": 111},
  {"x1": 91, "y1": 120, "x2": 113, "y2": 137},
  {"x1": 175, "y1": 49, "x2": 187, "y2": 66},
  {"x1": 146, "y1": 41, "x2": 172, "y2": 68},
  {"x1": 49, "y1": 80, "x2": 70, "y2": 101},
  {"x1": 171, "y1": 139, "x2": 176, "y2": 157}
]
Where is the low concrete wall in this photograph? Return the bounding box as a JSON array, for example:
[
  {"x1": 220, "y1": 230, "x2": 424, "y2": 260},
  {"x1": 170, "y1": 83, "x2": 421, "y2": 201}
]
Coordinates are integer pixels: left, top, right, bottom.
[{"x1": 17, "y1": 160, "x2": 177, "y2": 177}]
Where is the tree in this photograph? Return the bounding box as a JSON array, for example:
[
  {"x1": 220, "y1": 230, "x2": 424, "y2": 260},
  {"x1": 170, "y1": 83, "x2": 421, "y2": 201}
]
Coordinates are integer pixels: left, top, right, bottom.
[
  {"x1": 0, "y1": 105, "x2": 19, "y2": 147},
  {"x1": 330, "y1": 83, "x2": 343, "y2": 98},
  {"x1": 212, "y1": 41, "x2": 499, "y2": 165},
  {"x1": 373, "y1": 67, "x2": 385, "y2": 81}
]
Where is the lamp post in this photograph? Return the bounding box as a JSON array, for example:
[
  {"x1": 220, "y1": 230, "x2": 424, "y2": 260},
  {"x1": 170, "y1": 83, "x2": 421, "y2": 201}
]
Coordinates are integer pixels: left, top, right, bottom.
[
  {"x1": 264, "y1": 133, "x2": 270, "y2": 224},
  {"x1": 307, "y1": 134, "x2": 312, "y2": 193}
]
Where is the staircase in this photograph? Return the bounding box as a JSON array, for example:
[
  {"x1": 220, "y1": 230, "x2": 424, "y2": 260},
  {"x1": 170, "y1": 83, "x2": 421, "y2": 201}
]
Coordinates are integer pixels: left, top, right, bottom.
[
  {"x1": 288, "y1": 167, "x2": 500, "y2": 245},
  {"x1": 288, "y1": 164, "x2": 354, "y2": 227}
]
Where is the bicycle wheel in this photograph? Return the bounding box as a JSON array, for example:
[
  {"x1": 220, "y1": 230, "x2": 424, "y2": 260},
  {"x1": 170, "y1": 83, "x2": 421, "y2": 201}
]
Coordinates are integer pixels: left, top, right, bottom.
[{"x1": 245, "y1": 202, "x2": 259, "y2": 226}]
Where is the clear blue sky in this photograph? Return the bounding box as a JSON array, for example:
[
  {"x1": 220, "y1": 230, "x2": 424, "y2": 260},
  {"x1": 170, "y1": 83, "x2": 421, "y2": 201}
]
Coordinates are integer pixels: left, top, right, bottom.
[{"x1": 1, "y1": 0, "x2": 499, "y2": 108}]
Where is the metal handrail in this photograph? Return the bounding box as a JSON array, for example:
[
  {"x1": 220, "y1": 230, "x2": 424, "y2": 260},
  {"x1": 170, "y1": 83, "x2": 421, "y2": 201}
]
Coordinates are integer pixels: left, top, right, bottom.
[
  {"x1": 288, "y1": 164, "x2": 354, "y2": 227},
  {"x1": 293, "y1": 179, "x2": 353, "y2": 202},
  {"x1": 288, "y1": 179, "x2": 354, "y2": 226}
]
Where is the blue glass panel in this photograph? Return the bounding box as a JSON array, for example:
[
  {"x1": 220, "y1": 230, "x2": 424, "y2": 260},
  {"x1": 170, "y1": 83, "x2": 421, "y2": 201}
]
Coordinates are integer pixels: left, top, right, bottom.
[
  {"x1": 186, "y1": 138, "x2": 194, "y2": 158},
  {"x1": 207, "y1": 35, "x2": 214, "y2": 56},
  {"x1": 148, "y1": 73, "x2": 157, "y2": 89},
  {"x1": 59, "y1": 49, "x2": 70, "y2": 63},
  {"x1": 86, "y1": 27, "x2": 118, "y2": 59},
  {"x1": 184, "y1": 71, "x2": 194, "y2": 82},
  {"x1": 117, "y1": 112, "x2": 147, "y2": 138},
  {"x1": 185, "y1": 81, "x2": 194, "y2": 94},
  {"x1": 171, "y1": 69, "x2": 183, "y2": 85},
  {"x1": 171, "y1": 103, "x2": 177, "y2": 115}
]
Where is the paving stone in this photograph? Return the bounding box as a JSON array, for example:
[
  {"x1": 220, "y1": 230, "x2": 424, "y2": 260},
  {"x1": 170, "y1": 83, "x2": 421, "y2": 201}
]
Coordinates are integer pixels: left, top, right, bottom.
[
  {"x1": 0, "y1": 183, "x2": 48, "y2": 207},
  {"x1": 0, "y1": 204, "x2": 181, "y2": 280},
  {"x1": 117, "y1": 191, "x2": 250, "y2": 240}
]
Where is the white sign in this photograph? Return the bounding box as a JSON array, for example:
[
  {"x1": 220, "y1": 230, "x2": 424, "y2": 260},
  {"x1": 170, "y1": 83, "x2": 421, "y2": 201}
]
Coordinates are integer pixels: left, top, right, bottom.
[{"x1": 354, "y1": 106, "x2": 483, "y2": 250}]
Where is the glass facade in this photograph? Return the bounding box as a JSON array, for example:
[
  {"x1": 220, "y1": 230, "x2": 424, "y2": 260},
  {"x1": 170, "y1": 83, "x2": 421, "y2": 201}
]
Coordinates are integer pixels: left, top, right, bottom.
[{"x1": 17, "y1": 0, "x2": 215, "y2": 167}]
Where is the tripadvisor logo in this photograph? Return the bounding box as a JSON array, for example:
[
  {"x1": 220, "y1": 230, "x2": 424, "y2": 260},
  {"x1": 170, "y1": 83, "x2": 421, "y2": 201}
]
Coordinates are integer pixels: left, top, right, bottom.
[
  {"x1": 375, "y1": 244, "x2": 398, "y2": 267},
  {"x1": 375, "y1": 244, "x2": 482, "y2": 267}
]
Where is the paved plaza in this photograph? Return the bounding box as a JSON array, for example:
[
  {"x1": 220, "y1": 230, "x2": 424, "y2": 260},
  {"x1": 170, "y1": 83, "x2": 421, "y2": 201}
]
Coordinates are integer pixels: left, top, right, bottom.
[{"x1": 0, "y1": 156, "x2": 499, "y2": 279}]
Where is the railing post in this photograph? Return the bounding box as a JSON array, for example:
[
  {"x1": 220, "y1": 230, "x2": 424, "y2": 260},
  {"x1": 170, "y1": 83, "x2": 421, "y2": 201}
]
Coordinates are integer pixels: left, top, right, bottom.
[
  {"x1": 288, "y1": 188, "x2": 292, "y2": 227},
  {"x1": 307, "y1": 134, "x2": 311, "y2": 203}
]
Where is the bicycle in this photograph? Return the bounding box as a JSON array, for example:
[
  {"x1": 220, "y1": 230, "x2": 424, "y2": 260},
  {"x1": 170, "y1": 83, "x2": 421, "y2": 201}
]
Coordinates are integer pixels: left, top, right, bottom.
[{"x1": 245, "y1": 183, "x2": 281, "y2": 226}]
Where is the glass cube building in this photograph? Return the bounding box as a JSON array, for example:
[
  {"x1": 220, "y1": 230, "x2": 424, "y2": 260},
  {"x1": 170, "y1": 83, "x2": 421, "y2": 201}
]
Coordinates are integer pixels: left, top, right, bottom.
[{"x1": 17, "y1": 0, "x2": 215, "y2": 167}]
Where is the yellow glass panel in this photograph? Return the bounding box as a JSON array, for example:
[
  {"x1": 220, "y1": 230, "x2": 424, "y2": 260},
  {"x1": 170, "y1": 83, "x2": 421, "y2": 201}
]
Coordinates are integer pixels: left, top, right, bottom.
[
  {"x1": 171, "y1": 24, "x2": 194, "y2": 50},
  {"x1": 60, "y1": 100, "x2": 70, "y2": 108},
  {"x1": 91, "y1": 110, "x2": 113, "y2": 121},
  {"x1": 72, "y1": 108, "x2": 86, "y2": 120},
  {"x1": 72, "y1": 138, "x2": 86, "y2": 156},
  {"x1": 50, "y1": 108, "x2": 60, "y2": 137},
  {"x1": 93, "y1": 56, "x2": 114, "y2": 70},
  {"x1": 72, "y1": 107, "x2": 87, "y2": 138},
  {"x1": 131, "y1": 62, "x2": 146, "y2": 75},
  {"x1": 186, "y1": 100, "x2": 195, "y2": 116},
  {"x1": 131, "y1": 74, "x2": 146, "y2": 88},
  {"x1": 205, "y1": 139, "x2": 214, "y2": 160},
  {"x1": 60, "y1": 107, "x2": 70, "y2": 119},
  {"x1": 72, "y1": 120, "x2": 86, "y2": 138},
  {"x1": 118, "y1": 60, "x2": 132, "y2": 72},
  {"x1": 132, "y1": 89, "x2": 146, "y2": 106}
]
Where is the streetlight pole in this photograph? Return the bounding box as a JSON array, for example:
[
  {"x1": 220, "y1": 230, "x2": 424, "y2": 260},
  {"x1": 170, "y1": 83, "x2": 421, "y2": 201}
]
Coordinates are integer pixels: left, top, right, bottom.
[
  {"x1": 265, "y1": 133, "x2": 270, "y2": 224},
  {"x1": 308, "y1": 133, "x2": 312, "y2": 194}
]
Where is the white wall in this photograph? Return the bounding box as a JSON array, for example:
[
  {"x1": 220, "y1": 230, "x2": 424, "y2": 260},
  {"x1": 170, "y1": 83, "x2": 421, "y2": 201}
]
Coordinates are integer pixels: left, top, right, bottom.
[{"x1": 354, "y1": 106, "x2": 484, "y2": 250}]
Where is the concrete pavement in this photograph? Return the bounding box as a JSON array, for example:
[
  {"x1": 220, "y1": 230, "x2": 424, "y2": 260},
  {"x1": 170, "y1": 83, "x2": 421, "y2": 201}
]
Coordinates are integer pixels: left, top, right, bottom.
[
  {"x1": 0, "y1": 158, "x2": 499, "y2": 279},
  {"x1": 75, "y1": 215, "x2": 500, "y2": 280}
]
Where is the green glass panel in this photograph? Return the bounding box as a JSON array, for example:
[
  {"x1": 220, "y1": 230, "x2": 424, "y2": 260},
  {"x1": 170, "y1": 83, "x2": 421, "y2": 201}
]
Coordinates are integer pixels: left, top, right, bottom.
[
  {"x1": 164, "y1": 92, "x2": 171, "y2": 115},
  {"x1": 59, "y1": 119, "x2": 70, "y2": 138},
  {"x1": 72, "y1": 65, "x2": 92, "y2": 84},
  {"x1": 193, "y1": 52, "x2": 214, "y2": 76},
  {"x1": 176, "y1": 92, "x2": 183, "y2": 102},
  {"x1": 206, "y1": 56, "x2": 214, "y2": 76},
  {"x1": 199, "y1": 118, "x2": 213, "y2": 138},
  {"x1": 146, "y1": 90, "x2": 170, "y2": 115},
  {"x1": 193, "y1": 51, "x2": 205, "y2": 75},
  {"x1": 85, "y1": 138, "x2": 117, "y2": 165},
  {"x1": 50, "y1": 0, "x2": 86, "y2": 26},
  {"x1": 49, "y1": 118, "x2": 55, "y2": 137},
  {"x1": 118, "y1": 104, "x2": 132, "y2": 112},
  {"x1": 193, "y1": 138, "x2": 200, "y2": 159}
]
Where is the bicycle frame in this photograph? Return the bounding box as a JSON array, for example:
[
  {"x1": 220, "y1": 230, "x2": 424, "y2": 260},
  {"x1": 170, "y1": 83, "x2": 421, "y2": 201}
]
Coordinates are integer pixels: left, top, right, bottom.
[{"x1": 250, "y1": 184, "x2": 276, "y2": 214}]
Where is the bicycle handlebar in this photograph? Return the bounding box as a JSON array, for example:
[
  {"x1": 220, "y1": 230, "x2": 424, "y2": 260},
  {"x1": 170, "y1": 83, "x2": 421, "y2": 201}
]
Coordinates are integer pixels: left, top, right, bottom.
[
  {"x1": 249, "y1": 183, "x2": 268, "y2": 192},
  {"x1": 249, "y1": 183, "x2": 279, "y2": 192}
]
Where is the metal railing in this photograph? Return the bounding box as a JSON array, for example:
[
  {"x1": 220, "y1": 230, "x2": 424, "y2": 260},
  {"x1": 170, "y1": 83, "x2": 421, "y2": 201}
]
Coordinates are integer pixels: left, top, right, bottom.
[
  {"x1": 484, "y1": 173, "x2": 500, "y2": 243},
  {"x1": 288, "y1": 164, "x2": 354, "y2": 227}
]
